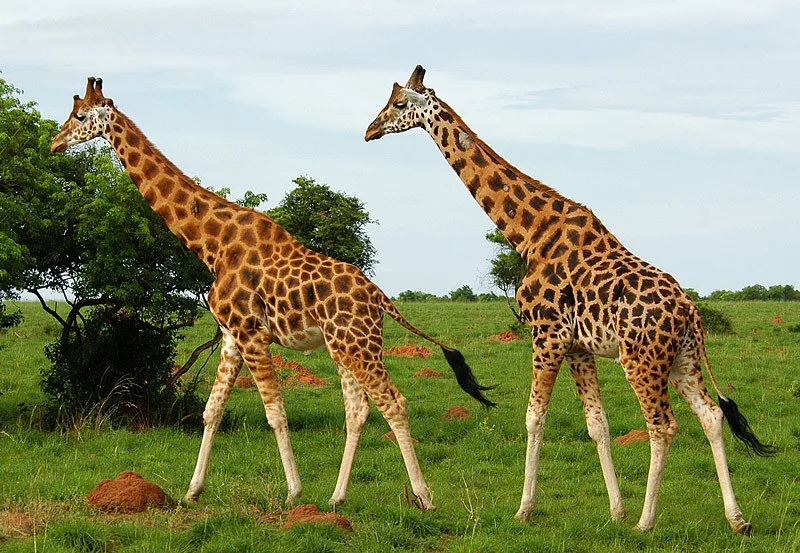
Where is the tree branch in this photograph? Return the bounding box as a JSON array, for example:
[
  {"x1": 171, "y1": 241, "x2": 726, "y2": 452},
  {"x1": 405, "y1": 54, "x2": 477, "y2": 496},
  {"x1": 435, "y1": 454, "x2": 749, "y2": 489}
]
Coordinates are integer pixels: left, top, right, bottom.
[
  {"x1": 167, "y1": 327, "x2": 222, "y2": 388},
  {"x1": 28, "y1": 288, "x2": 68, "y2": 328}
]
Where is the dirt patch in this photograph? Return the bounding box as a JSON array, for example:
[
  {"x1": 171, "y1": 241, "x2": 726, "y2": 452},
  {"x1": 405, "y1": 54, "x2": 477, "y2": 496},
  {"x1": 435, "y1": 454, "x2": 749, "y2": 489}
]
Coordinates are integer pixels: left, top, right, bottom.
[
  {"x1": 235, "y1": 376, "x2": 256, "y2": 389},
  {"x1": 282, "y1": 504, "x2": 352, "y2": 531},
  {"x1": 384, "y1": 344, "x2": 432, "y2": 358},
  {"x1": 441, "y1": 406, "x2": 471, "y2": 421},
  {"x1": 614, "y1": 429, "x2": 650, "y2": 445},
  {"x1": 0, "y1": 511, "x2": 37, "y2": 539},
  {"x1": 382, "y1": 430, "x2": 419, "y2": 444},
  {"x1": 272, "y1": 354, "x2": 329, "y2": 387},
  {"x1": 772, "y1": 316, "x2": 784, "y2": 323},
  {"x1": 413, "y1": 368, "x2": 443, "y2": 378},
  {"x1": 86, "y1": 471, "x2": 176, "y2": 513},
  {"x1": 489, "y1": 331, "x2": 523, "y2": 343}
]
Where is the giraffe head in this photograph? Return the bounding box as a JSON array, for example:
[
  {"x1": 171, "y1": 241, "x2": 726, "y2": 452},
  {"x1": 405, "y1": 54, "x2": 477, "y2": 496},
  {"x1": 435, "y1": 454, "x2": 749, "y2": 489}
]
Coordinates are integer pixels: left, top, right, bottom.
[
  {"x1": 365, "y1": 65, "x2": 432, "y2": 141},
  {"x1": 51, "y1": 77, "x2": 116, "y2": 153}
]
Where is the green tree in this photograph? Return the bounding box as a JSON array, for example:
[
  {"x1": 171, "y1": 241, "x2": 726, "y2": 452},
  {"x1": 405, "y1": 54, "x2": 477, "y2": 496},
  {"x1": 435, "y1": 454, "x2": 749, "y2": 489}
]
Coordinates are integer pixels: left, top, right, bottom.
[
  {"x1": 449, "y1": 285, "x2": 477, "y2": 302},
  {"x1": 486, "y1": 228, "x2": 527, "y2": 322},
  {"x1": 396, "y1": 290, "x2": 440, "y2": 302},
  {"x1": 267, "y1": 176, "x2": 378, "y2": 275},
  {"x1": 0, "y1": 79, "x2": 212, "y2": 426}
]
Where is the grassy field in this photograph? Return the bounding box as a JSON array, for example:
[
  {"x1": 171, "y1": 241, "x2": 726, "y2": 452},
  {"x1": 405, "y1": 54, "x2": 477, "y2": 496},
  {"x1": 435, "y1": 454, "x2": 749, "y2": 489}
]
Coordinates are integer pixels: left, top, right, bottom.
[{"x1": 0, "y1": 300, "x2": 798, "y2": 552}]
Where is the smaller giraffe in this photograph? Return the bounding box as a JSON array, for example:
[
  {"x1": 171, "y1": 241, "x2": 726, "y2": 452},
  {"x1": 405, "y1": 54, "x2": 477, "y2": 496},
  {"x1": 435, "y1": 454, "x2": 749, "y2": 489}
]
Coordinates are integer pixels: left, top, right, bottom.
[
  {"x1": 50, "y1": 77, "x2": 495, "y2": 511},
  {"x1": 365, "y1": 66, "x2": 775, "y2": 533}
]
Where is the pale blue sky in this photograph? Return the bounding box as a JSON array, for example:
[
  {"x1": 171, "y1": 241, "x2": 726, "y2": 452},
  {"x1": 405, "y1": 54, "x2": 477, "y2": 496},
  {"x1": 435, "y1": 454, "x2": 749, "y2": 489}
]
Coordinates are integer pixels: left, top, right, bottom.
[{"x1": 2, "y1": 1, "x2": 798, "y2": 297}]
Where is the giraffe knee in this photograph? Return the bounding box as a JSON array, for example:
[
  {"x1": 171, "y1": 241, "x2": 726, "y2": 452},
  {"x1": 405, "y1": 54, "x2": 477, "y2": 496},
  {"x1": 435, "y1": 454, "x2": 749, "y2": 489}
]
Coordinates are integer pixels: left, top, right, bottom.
[{"x1": 586, "y1": 413, "x2": 610, "y2": 445}]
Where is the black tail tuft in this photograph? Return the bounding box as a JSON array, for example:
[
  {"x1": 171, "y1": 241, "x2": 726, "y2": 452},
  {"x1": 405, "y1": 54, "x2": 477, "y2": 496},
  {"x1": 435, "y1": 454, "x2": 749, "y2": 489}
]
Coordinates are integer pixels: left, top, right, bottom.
[
  {"x1": 718, "y1": 395, "x2": 776, "y2": 457},
  {"x1": 441, "y1": 347, "x2": 497, "y2": 408}
]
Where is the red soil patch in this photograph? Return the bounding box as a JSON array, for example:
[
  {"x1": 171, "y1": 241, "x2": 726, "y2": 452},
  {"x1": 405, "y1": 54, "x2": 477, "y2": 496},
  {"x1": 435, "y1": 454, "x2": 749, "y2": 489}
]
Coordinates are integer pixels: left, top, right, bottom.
[
  {"x1": 413, "y1": 368, "x2": 443, "y2": 378},
  {"x1": 772, "y1": 316, "x2": 784, "y2": 323},
  {"x1": 0, "y1": 511, "x2": 37, "y2": 538},
  {"x1": 86, "y1": 471, "x2": 176, "y2": 513},
  {"x1": 235, "y1": 375, "x2": 256, "y2": 389},
  {"x1": 490, "y1": 330, "x2": 523, "y2": 343},
  {"x1": 441, "y1": 406, "x2": 471, "y2": 421},
  {"x1": 384, "y1": 344, "x2": 432, "y2": 358},
  {"x1": 282, "y1": 504, "x2": 352, "y2": 531},
  {"x1": 382, "y1": 430, "x2": 419, "y2": 444},
  {"x1": 614, "y1": 429, "x2": 650, "y2": 445},
  {"x1": 272, "y1": 354, "x2": 329, "y2": 387}
]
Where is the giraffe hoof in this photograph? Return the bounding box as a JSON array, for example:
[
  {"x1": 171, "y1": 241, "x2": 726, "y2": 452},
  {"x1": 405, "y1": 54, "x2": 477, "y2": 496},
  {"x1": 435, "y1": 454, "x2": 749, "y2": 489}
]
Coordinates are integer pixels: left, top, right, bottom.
[
  {"x1": 610, "y1": 507, "x2": 627, "y2": 522},
  {"x1": 733, "y1": 521, "x2": 753, "y2": 536},
  {"x1": 634, "y1": 522, "x2": 654, "y2": 533},
  {"x1": 514, "y1": 507, "x2": 534, "y2": 523},
  {"x1": 328, "y1": 496, "x2": 346, "y2": 507}
]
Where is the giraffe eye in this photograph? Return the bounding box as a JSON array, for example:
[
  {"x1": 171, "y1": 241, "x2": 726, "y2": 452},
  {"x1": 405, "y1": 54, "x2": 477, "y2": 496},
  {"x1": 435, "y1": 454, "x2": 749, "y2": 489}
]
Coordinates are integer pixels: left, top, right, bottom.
[
  {"x1": 74, "y1": 113, "x2": 87, "y2": 122},
  {"x1": 393, "y1": 101, "x2": 407, "y2": 110}
]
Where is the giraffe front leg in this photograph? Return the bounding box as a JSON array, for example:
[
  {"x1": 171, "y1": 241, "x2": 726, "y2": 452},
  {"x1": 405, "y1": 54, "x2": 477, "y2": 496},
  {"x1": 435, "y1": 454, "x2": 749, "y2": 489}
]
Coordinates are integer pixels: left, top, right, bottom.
[
  {"x1": 329, "y1": 366, "x2": 371, "y2": 507},
  {"x1": 245, "y1": 344, "x2": 303, "y2": 505},
  {"x1": 185, "y1": 329, "x2": 243, "y2": 502},
  {"x1": 516, "y1": 337, "x2": 565, "y2": 522},
  {"x1": 567, "y1": 352, "x2": 626, "y2": 522}
]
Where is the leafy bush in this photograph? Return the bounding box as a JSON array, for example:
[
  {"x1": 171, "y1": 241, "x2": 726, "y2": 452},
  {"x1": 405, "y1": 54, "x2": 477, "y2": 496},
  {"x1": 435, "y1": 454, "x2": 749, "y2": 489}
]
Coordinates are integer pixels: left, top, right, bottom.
[
  {"x1": 697, "y1": 303, "x2": 734, "y2": 335},
  {"x1": 41, "y1": 307, "x2": 204, "y2": 429}
]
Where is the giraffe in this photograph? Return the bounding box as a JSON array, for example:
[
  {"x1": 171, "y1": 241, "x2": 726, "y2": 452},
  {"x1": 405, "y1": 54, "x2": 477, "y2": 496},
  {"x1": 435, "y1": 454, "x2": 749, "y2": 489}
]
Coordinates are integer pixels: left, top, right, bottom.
[
  {"x1": 365, "y1": 65, "x2": 775, "y2": 534},
  {"x1": 50, "y1": 77, "x2": 495, "y2": 511}
]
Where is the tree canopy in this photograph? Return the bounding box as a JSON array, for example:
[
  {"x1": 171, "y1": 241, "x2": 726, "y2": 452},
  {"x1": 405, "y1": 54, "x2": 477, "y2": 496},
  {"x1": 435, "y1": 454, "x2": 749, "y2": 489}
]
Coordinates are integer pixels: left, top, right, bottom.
[{"x1": 266, "y1": 176, "x2": 378, "y2": 275}]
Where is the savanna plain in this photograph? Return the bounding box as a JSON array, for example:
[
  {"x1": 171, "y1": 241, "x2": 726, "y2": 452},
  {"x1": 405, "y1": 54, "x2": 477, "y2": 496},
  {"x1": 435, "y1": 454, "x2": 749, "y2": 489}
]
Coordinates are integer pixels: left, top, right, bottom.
[{"x1": 0, "y1": 300, "x2": 798, "y2": 552}]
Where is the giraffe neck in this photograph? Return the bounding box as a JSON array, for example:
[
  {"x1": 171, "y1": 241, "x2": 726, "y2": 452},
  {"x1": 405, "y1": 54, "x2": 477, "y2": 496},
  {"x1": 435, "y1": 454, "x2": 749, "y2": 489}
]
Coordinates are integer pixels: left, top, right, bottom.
[
  {"x1": 105, "y1": 110, "x2": 258, "y2": 272},
  {"x1": 421, "y1": 95, "x2": 614, "y2": 260}
]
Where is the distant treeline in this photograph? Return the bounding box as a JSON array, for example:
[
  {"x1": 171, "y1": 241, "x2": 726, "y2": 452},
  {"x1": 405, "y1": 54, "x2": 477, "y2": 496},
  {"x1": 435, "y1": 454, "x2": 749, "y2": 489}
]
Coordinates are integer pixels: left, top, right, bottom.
[
  {"x1": 686, "y1": 284, "x2": 800, "y2": 302},
  {"x1": 394, "y1": 286, "x2": 504, "y2": 302},
  {"x1": 396, "y1": 284, "x2": 800, "y2": 302}
]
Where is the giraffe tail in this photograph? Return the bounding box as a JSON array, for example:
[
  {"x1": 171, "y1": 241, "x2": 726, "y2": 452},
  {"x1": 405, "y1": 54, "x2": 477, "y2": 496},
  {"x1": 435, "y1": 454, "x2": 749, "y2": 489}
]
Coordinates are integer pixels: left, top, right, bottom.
[
  {"x1": 692, "y1": 305, "x2": 776, "y2": 457},
  {"x1": 379, "y1": 295, "x2": 497, "y2": 407}
]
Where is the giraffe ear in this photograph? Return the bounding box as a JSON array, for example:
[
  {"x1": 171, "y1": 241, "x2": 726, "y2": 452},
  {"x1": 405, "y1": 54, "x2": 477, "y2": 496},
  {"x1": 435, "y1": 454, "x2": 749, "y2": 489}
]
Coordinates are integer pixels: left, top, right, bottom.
[
  {"x1": 405, "y1": 65, "x2": 426, "y2": 92},
  {"x1": 403, "y1": 89, "x2": 428, "y2": 108}
]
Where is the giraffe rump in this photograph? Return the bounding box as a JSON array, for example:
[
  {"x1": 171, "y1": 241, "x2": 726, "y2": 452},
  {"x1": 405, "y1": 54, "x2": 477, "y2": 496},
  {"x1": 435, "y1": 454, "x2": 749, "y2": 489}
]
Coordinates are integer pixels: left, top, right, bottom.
[{"x1": 717, "y1": 396, "x2": 777, "y2": 457}]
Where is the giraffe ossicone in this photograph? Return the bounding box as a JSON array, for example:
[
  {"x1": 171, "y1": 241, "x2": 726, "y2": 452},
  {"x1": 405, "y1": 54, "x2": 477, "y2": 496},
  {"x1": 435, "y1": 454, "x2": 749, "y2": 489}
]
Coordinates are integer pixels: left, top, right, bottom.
[
  {"x1": 366, "y1": 65, "x2": 775, "y2": 534},
  {"x1": 51, "y1": 76, "x2": 496, "y2": 511}
]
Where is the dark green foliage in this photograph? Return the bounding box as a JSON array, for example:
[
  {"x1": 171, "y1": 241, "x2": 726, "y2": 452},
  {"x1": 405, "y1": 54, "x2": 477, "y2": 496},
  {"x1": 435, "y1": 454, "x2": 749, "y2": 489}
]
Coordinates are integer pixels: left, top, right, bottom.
[
  {"x1": 449, "y1": 285, "x2": 478, "y2": 302},
  {"x1": 0, "y1": 301, "x2": 22, "y2": 330},
  {"x1": 683, "y1": 287, "x2": 701, "y2": 302},
  {"x1": 485, "y1": 228, "x2": 526, "y2": 297},
  {"x1": 787, "y1": 323, "x2": 800, "y2": 333},
  {"x1": 41, "y1": 307, "x2": 204, "y2": 428},
  {"x1": 396, "y1": 290, "x2": 442, "y2": 302},
  {"x1": 697, "y1": 303, "x2": 734, "y2": 335},
  {"x1": 267, "y1": 176, "x2": 377, "y2": 275},
  {"x1": 706, "y1": 284, "x2": 800, "y2": 301}
]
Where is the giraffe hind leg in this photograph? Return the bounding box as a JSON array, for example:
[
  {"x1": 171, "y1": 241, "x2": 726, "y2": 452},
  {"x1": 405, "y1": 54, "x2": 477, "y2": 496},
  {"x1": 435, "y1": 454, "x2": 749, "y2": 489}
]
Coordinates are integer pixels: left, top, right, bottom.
[
  {"x1": 325, "y1": 330, "x2": 434, "y2": 510},
  {"x1": 620, "y1": 352, "x2": 677, "y2": 532},
  {"x1": 669, "y1": 349, "x2": 753, "y2": 535}
]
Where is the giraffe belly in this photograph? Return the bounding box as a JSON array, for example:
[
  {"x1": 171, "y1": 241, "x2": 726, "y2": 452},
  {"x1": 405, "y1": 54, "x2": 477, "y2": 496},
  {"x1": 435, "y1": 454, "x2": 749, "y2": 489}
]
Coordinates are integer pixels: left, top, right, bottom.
[
  {"x1": 576, "y1": 328, "x2": 620, "y2": 358},
  {"x1": 278, "y1": 326, "x2": 325, "y2": 352}
]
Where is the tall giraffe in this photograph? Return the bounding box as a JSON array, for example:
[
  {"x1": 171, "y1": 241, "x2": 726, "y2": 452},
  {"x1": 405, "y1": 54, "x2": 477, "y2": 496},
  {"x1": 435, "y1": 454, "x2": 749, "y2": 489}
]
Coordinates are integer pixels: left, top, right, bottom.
[
  {"x1": 365, "y1": 65, "x2": 774, "y2": 533},
  {"x1": 51, "y1": 77, "x2": 495, "y2": 511}
]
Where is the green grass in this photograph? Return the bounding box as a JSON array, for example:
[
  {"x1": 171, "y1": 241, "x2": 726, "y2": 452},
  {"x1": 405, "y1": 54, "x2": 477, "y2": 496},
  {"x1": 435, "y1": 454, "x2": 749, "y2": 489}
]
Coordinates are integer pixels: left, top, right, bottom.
[{"x1": 0, "y1": 300, "x2": 798, "y2": 552}]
